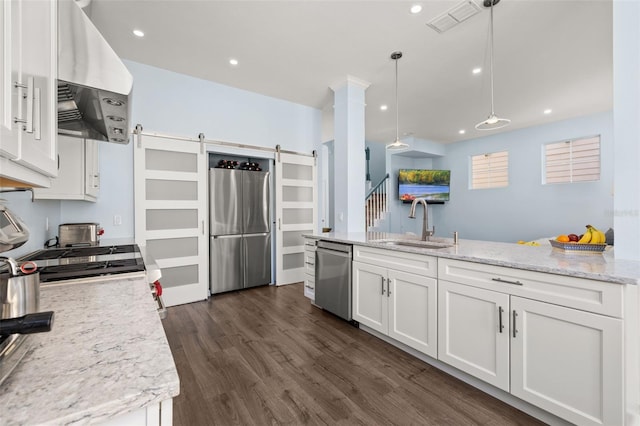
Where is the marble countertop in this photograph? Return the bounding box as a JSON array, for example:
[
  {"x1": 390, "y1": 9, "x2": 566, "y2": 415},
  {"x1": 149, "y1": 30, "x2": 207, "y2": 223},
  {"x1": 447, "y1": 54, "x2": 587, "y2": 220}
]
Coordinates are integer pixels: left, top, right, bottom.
[
  {"x1": 306, "y1": 232, "x2": 640, "y2": 285},
  {"x1": 0, "y1": 276, "x2": 180, "y2": 425}
]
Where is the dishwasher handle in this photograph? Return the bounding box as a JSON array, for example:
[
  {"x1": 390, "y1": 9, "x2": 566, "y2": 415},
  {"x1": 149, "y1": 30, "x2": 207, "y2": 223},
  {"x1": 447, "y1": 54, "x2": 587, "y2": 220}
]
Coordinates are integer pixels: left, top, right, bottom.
[
  {"x1": 316, "y1": 247, "x2": 352, "y2": 259},
  {"x1": 316, "y1": 240, "x2": 352, "y2": 252}
]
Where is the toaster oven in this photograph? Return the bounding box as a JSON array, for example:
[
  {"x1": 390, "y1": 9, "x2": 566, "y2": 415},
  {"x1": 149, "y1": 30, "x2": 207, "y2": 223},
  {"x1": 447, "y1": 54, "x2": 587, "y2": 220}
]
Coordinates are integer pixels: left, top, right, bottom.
[{"x1": 58, "y1": 223, "x2": 104, "y2": 247}]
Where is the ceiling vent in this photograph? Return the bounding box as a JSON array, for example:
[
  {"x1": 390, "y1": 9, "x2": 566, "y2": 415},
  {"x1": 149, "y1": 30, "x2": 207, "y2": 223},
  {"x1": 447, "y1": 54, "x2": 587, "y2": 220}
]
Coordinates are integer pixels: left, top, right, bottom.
[{"x1": 427, "y1": 0, "x2": 482, "y2": 33}]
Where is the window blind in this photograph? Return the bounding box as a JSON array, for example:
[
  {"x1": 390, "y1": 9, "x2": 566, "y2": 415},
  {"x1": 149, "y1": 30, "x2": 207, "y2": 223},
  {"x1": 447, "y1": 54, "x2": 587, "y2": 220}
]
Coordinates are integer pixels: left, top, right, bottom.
[
  {"x1": 544, "y1": 136, "x2": 600, "y2": 184},
  {"x1": 471, "y1": 151, "x2": 509, "y2": 189}
]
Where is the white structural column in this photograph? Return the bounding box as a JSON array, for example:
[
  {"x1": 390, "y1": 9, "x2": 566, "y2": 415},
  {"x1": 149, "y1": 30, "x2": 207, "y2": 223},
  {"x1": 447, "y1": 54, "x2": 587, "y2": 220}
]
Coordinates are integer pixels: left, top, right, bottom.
[
  {"x1": 613, "y1": 0, "x2": 640, "y2": 261},
  {"x1": 330, "y1": 76, "x2": 370, "y2": 233}
]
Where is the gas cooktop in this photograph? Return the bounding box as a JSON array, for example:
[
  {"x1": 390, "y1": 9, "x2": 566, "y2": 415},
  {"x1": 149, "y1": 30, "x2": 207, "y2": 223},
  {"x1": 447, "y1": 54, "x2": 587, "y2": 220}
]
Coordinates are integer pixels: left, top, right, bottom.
[
  {"x1": 22, "y1": 244, "x2": 145, "y2": 284},
  {"x1": 27, "y1": 244, "x2": 140, "y2": 260}
]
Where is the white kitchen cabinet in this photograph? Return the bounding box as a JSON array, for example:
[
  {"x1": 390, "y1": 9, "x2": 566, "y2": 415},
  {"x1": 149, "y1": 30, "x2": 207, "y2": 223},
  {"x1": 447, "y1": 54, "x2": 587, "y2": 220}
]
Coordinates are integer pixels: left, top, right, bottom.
[
  {"x1": 352, "y1": 262, "x2": 387, "y2": 333},
  {"x1": 438, "y1": 258, "x2": 624, "y2": 426},
  {"x1": 352, "y1": 246, "x2": 437, "y2": 358},
  {"x1": 511, "y1": 296, "x2": 623, "y2": 426},
  {"x1": 101, "y1": 399, "x2": 173, "y2": 426},
  {"x1": 0, "y1": 0, "x2": 57, "y2": 187},
  {"x1": 303, "y1": 237, "x2": 316, "y2": 300},
  {"x1": 438, "y1": 280, "x2": 510, "y2": 391},
  {"x1": 34, "y1": 136, "x2": 99, "y2": 201}
]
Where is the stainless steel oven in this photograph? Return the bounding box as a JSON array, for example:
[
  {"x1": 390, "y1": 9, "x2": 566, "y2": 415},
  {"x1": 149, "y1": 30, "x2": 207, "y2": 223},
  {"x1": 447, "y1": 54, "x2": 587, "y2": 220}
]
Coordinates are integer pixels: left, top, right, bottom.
[{"x1": 19, "y1": 244, "x2": 166, "y2": 318}]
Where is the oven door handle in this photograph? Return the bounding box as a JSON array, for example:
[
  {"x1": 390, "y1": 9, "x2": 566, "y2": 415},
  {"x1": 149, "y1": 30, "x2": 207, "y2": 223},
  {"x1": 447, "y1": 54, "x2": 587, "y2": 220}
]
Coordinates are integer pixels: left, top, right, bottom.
[{"x1": 156, "y1": 294, "x2": 167, "y2": 319}]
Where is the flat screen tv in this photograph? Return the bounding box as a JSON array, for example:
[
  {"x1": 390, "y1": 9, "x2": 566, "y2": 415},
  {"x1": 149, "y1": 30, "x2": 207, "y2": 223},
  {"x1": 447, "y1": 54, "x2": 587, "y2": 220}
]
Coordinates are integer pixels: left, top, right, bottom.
[{"x1": 398, "y1": 169, "x2": 450, "y2": 202}]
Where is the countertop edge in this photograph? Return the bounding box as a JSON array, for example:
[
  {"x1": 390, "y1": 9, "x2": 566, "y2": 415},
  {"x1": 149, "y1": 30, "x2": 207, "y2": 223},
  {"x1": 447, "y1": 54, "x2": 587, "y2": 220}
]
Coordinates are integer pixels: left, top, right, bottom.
[
  {"x1": 304, "y1": 232, "x2": 640, "y2": 286},
  {"x1": 0, "y1": 275, "x2": 180, "y2": 425}
]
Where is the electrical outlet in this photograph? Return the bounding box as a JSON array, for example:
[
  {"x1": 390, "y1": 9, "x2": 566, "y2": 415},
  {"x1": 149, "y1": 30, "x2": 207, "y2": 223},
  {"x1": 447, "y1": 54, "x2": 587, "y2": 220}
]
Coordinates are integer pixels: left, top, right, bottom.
[{"x1": 113, "y1": 215, "x2": 122, "y2": 226}]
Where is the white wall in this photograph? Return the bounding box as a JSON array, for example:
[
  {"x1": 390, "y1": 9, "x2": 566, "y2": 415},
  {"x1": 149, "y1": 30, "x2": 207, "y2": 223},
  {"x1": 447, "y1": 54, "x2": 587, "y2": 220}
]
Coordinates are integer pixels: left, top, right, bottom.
[
  {"x1": 1, "y1": 193, "x2": 60, "y2": 258},
  {"x1": 431, "y1": 111, "x2": 614, "y2": 243},
  {"x1": 58, "y1": 60, "x2": 322, "y2": 239},
  {"x1": 366, "y1": 141, "x2": 386, "y2": 185},
  {"x1": 612, "y1": 0, "x2": 640, "y2": 261}
]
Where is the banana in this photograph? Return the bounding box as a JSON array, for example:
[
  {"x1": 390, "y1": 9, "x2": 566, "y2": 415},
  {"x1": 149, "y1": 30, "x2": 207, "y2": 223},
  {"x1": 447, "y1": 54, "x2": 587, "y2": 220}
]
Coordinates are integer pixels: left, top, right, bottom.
[
  {"x1": 577, "y1": 228, "x2": 592, "y2": 244},
  {"x1": 587, "y1": 225, "x2": 606, "y2": 244}
]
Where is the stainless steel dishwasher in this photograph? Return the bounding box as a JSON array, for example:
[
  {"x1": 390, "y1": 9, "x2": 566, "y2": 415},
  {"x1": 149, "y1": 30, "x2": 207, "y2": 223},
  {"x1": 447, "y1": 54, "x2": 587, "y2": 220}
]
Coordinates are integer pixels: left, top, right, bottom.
[{"x1": 315, "y1": 240, "x2": 353, "y2": 321}]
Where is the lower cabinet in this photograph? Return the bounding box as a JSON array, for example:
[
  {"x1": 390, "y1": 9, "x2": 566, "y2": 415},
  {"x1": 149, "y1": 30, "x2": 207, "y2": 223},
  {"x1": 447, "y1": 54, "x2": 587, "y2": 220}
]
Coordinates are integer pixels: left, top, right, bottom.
[
  {"x1": 438, "y1": 258, "x2": 624, "y2": 426},
  {"x1": 438, "y1": 280, "x2": 510, "y2": 391},
  {"x1": 510, "y1": 296, "x2": 623, "y2": 426},
  {"x1": 353, "y1": 251, "x2": 437, "y2": 358},
  {"x1": 303, "y1": 238, "x2": 316, "y2": 300},
  {"x1": 101, "y1": 399, "x2": 173, "y2": 426}
]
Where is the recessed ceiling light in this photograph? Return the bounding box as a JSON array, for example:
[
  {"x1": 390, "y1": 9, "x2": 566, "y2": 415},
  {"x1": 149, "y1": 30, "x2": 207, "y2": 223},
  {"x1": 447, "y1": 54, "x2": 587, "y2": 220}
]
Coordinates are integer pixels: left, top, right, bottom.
[
  {"x1": 543, "y1": 109, "x2": 552, "y2": 115},
  {"x1": 410, "y1": 5, "x2": 422, "y2": 14},
  {"x1": 380, "y1": 105, "x2": 388, "y2": 111},
  {"x1": 132, "y1": 29, "x2": 144, "y2": 38},
  {"x1": 472, "y1": 67, "x2": 482, "y2": 74},
  {"x1": 459, "y1": 129, "x2": 466, "y2": 135},
  {"x1": 229, "y1": 58, "x2": 239, "y2": 66}
]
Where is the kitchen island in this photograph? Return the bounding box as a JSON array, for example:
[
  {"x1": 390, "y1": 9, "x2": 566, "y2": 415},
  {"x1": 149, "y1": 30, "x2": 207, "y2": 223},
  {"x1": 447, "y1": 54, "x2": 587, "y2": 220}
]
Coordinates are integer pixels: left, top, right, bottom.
[
  {"x1": 306, "y1": 231, "x2": 640, "y2": 285},
  {"x1": 306, "y1": 231, "x2": 640, "y2": 426},
  {"x1": 0, "y1": 276, "x2": 179, "y2": 425}
]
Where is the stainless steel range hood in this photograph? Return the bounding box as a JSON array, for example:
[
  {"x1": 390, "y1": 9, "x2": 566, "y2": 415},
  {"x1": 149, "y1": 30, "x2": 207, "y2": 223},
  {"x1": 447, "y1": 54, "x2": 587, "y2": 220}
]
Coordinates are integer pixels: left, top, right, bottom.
[{"x1": 57, "y1": 0, "x2": 133, "y2": 144}]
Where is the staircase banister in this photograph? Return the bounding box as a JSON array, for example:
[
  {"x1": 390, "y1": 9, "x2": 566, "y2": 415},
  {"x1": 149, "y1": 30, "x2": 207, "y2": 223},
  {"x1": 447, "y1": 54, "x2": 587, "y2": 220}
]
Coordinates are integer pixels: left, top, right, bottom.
[{"x1": 366, "y1": 173, "x2": 390, "y2": 199}]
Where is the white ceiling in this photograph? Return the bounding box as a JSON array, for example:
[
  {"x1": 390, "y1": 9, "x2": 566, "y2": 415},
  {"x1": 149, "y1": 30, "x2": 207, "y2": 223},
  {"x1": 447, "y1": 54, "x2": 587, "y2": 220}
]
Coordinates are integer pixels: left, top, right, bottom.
[{"x1": 85, "y1": 0, "x2": 613, "y2": 145}]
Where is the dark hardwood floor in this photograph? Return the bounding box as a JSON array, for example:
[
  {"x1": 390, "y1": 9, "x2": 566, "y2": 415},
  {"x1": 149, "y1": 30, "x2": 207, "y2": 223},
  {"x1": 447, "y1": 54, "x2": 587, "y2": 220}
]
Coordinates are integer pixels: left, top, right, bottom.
[{"x1": 162, "y1": 283, "x2": 545, "y2": 426}]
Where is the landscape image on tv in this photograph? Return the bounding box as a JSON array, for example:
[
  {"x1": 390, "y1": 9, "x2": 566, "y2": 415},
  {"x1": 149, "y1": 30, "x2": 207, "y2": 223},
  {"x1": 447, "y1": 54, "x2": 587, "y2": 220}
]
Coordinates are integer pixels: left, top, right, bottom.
[{"x1": 398, "y1": 169, "x2": 451, "y2": 202}]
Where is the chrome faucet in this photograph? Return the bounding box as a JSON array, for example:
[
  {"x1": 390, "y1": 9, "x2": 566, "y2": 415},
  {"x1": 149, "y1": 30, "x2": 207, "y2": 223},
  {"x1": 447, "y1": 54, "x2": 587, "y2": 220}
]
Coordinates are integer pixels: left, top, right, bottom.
[{"x1": 408, "y1": 198, "x2": 434, "y2": 241}]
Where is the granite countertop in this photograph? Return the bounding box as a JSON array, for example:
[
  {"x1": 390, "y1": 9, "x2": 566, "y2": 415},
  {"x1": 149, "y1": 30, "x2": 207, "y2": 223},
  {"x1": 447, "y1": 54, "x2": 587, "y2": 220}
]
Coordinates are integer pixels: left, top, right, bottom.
[
  {"x1": 0, "y1": 276, "x2": 180, "y2": 425},
  {"x1": 306, "y1": 232, "x2": 640, "y2": 285}
]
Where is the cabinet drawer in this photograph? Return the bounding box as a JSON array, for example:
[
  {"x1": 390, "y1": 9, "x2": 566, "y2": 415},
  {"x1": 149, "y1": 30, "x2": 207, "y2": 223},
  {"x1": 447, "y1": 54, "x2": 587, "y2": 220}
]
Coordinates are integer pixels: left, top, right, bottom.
[
  {"x1": 438, "y1": 259, "x2": 623, "y2": 318},
  {"x1": 304, "y1": 277, "x2": 315, "y2": 300},
  {"x1": 304, "y1": 250, "x2": 315, "y2": 275},
  {"x1": 304, "y1": 239, "x2": 317, "y2": 251},
  {"x1": 354, "y1": 245, "x2": 437, "y2": 278}
]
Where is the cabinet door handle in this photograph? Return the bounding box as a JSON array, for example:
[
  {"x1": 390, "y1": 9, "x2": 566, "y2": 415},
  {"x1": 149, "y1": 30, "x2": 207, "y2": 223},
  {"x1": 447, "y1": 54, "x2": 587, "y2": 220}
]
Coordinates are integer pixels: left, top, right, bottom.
[
  {"x1": 387, "y1": 277, "x2": 391, "y2": 298},
  {"x1": 512, "y1": 310, "x2": 518, "y2": 338},
  {"x1": 33, "y1": 87, "x2": 41, "y2": 140},
  {"x1": 25, "y1": 76, "x2": 34, "y2": 134},
  {"x1": 381, "y1": 276, "x2": 385, "y2": 295},
  {"x1": 492, "y1": 277, "x2": 523, "y2": 286},
  {"x1": 498, "y1": 306, "x2": 504, "y2": 333},
  {"x1": 13, "y1": 81, "x2": 26, "y2": 125},
  {"x1": 278, "y1": 218, "x2": 281, "y2": 230}
]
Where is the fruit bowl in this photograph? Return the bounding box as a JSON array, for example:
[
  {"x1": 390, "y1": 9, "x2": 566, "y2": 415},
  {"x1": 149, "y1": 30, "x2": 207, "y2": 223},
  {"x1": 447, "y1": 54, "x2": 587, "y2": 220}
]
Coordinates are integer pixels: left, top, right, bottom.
[{"x1": 549, "y1": 239, "x2": 607, "y2": 253}]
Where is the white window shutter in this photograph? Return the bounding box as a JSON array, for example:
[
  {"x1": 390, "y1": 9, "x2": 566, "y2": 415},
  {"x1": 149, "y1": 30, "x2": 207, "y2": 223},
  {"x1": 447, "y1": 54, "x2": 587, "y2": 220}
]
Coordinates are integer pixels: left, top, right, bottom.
[
  {"x1": 471, "y1": 151, "x2": 509, "y2": 189},
  {"x1": 544, "y1": 136, "x2": 600, "y2": 184}
]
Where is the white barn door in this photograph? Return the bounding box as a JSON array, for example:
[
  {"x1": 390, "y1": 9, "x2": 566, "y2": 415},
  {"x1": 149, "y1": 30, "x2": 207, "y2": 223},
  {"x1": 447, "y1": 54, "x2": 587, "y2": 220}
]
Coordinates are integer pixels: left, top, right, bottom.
[
  {"x1": 275, "y1": 152, "x2": 317, "y2": 286},
  {"x1": 134, "y1": 133, "x2": 208, "y2": 306}
]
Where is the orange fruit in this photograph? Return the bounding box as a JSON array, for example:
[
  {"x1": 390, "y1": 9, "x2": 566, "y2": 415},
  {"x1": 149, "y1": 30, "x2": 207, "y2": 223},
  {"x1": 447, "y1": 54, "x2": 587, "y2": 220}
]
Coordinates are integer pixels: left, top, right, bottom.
[{"x1": 556, "y1": 235, "x2": 570, "y2": 242}]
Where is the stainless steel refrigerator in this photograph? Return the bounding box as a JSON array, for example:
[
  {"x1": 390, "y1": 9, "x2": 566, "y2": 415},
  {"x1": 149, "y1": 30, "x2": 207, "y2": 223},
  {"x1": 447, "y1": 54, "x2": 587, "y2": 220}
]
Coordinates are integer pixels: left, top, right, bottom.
[{"x1": 209, "y1": 168, "x2": 271, "y2": 294}]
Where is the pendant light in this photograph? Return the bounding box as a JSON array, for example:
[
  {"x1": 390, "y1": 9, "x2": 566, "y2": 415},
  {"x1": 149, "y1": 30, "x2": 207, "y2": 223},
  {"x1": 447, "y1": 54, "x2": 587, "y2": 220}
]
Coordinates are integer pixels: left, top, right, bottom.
[
  {"x1": 386, "y1": 51, "x2": 409, "y2": 150},
  {"x1": 475, "y1": 0, "x2": 510, "y2": 131}
]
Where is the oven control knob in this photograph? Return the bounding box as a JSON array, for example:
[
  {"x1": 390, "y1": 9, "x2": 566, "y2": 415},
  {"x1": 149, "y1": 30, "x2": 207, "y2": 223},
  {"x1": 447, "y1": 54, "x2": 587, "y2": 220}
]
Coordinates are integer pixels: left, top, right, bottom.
[{"x1": 153, "y1": 280, "x2": 163, "y2": 297}]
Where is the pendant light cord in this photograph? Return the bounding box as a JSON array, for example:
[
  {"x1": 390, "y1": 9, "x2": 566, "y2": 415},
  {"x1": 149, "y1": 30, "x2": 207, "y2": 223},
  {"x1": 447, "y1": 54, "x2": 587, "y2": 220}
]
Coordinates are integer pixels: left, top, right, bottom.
[
  {"x1": 489, "y1": 0, "x2": 495, "y2": 117},
  {"x1": 395, "y1": 56, "x2": 399, "y2": 142}
]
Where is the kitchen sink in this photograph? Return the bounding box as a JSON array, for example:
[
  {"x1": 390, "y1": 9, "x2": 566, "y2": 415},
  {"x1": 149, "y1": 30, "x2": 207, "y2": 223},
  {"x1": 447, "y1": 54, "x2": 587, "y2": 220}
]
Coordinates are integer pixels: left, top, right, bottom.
[{"x1": 374, "y1": 239, "x2": 453, "y2": 250}]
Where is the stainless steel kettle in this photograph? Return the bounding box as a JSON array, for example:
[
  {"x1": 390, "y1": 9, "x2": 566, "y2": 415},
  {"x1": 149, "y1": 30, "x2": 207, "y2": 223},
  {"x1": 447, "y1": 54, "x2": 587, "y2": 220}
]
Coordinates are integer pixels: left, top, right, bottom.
[
  {"x1": 0, "y1": 257, "x2": 40, "y2": 320},
  {"x1": 0, "y1": 202, "x2": 30, "y2": 253}
]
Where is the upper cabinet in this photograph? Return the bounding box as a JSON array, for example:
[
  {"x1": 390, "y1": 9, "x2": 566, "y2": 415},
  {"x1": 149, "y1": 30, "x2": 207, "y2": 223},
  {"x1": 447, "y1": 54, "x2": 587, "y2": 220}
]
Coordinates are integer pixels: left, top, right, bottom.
[
  {"x1": 0, "y1": 0, "x2": 57, "y2": 187},
  {"x1": 34, "y1": 136, "x2": 100, "y2": 202}
]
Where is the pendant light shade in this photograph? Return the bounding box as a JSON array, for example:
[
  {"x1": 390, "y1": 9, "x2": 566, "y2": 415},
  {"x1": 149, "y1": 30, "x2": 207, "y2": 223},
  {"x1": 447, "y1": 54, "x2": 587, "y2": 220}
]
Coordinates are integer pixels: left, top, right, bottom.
[
  {"x1": 387, "y1": 51, "x2": 409, "y2": 150},
  {"x1": 475, "y1": 0, "x2": 510, "y2": 131}
]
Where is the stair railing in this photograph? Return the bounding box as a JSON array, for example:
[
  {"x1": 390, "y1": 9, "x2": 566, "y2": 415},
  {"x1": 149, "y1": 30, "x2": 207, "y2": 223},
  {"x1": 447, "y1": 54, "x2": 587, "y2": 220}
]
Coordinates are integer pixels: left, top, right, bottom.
[{"x1": 365, "y1": 173, "x2": 389, "y2": 230}]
